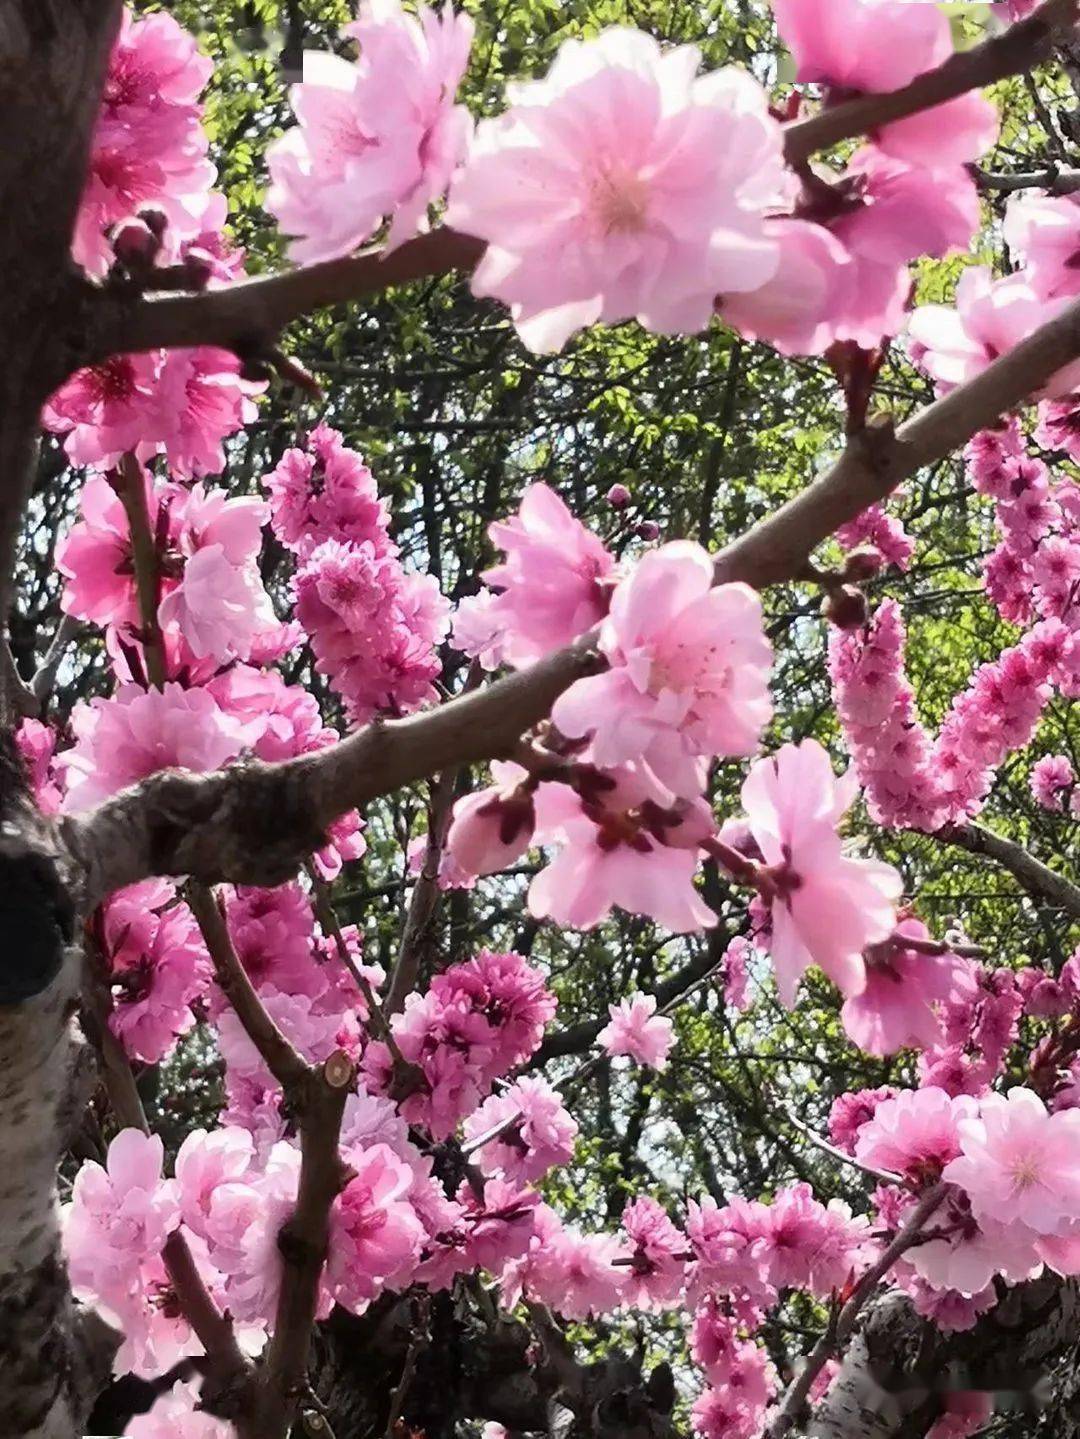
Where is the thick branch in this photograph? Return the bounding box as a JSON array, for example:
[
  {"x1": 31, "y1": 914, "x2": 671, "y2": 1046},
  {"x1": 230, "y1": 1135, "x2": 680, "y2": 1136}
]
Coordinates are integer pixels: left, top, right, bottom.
[
  {"x1": 939, "y1": 821, "x2": 1080, "y2": 919},
  {"x1": 65, "y1": 285, "x2": 1080, "y2": 904}
]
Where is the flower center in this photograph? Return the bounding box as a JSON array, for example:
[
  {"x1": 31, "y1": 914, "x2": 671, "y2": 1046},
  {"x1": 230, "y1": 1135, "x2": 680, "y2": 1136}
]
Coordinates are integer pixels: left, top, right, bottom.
[
  {"x1": 1011, "y1": 1153, "x2": 1041, "y2": 1190},
  {"x1": 589, "y1": 165, "x2": 650, "y2": 236}
]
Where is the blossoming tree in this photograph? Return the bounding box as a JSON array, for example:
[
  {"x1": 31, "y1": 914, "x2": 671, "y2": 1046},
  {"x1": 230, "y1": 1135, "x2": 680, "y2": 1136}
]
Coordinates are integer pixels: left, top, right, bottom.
[{"x1": 6, "y1": 1, "x2": 1080, "y2": 1437}]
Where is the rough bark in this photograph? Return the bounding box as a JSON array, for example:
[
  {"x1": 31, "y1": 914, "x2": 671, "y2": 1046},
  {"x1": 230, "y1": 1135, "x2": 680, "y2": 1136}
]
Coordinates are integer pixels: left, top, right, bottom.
[{"x1": 810, "y1": 1276, "x2": 1080, "y2": 1438}]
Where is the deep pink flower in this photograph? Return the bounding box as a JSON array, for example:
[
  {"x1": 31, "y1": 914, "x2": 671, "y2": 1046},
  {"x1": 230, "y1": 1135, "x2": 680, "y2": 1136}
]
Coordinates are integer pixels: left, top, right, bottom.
[
  {"x1": 484, "y1": 484, "x2": 615, "y2": 667},
  {"x1": 43, "y1": 355, "x2": 160, "y2": 469},
  {"x1": 828, "y1": 1086, "x2": 900, "y2": 1155},
  {"x1": 15, "y1": 718, "x2": 63, "y2": 815},
  {"x1": 267, "y1": 1, "x2": 474, "y2": 262},
  {"x1": 772, "y1": 0, "x2": 950, "y2": 94},
  {"x1": 54, "y1": 470, "x2": 166, "y2": 628},
  {"x1": 553, "y1": 542, "x2": 772, "y2": 797},
  {"x1": 326, "y1": 1143, "x2": 424, "y2": 1313},
  {"x1": 741, "y1": 739, "x2": 903, "y2": 1004},
  {"x1": 618, "y1": 1196, "x2": 687, "y2": 1310},
  {"x1": 841, "y1": 920, "x2": 978, "y2": 1057},
  {"x1": 597, "y1": 993, "x2": 674, "y2": 1070},
  {"x1": 263, "y1": 424, "x2": 392, "y2": 558},
  {"x1": 1031, "y1": 753, "x2": 1075, "y2": 811},
  {"x1": 447, "y1": 28, "x2": 786, "y2": 352},
  {"x1": 926, "y1": 1393, "x2": 994, "y2": 1439}
]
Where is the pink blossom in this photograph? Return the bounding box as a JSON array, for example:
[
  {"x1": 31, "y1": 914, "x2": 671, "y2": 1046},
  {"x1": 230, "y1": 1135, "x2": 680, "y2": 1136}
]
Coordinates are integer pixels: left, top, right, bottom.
[
  {"x1": 854, "y1": 1087, "x2": 975, "y2": 1183},
  {"x1": 65, "y1": 1131, "x2": 179, "y2": 1300},
  {"x1": 718, "y1": 218, "x2": 853, "y2": 357},
  {"x1": 446, "y1": 762, "x2": 537, "y2": 877},
  {"x1": 58, "y1": 682, "x2": 251, "y2": 812},
  {"x1": 1031, "y1": 753, "x2": 1075, "y2": 811},
  {"x1": 267, "y1": 1, "x2": 474, "y2": 262},
  {"x1": 74, "y1": 10, "x2": 216, "y2": 277},
  {"x1": 528, "y1": 765, "x2": 716, "y2": 933},
  {"x1": 105, "y1": 879, "x2": 211, "y2": 1063},
  {"x1": 464, "y1": 1077, "x2": 578, "y2": 1184},
  {"x1": 685, "y1": 1198, "x2": 771, "y2": 1302},
  {"x1": 691, "y1": 1300, "x2": 743, "y2": 1383},
  {"x1": 926, "y1": 1393, "x2": 993, "y2": 1439},
  {"x1": 326, "y1": 1143, "x2": 424, "y2": 1313},
  {"x1": 828, "y1": 1086, "x2": 900, "y2": 1154},
  {"x1": 125, "y1": 1378, "x2": 233, "y2": 1438},
  {"x1": 741, "y1": 739, "x2": 903, "y2": 1005},
  {"x1": 446, "y1": 28, "x2": 787, "y2": 352},
  {"x1": 875, "y1": 93, "x2": 998, "y2": 169},
  {"x1": 450, "y1": 589, "x2": 510, "y2": 672},
  {"x1": 15, "y1": 718, "x2": 63, "y2": 815},
  {"x1": 771, "y1": 0, "x2": 951, "y2": 94},
  {"x1": 175, "y1": 1127, "x2": 255, "y2": 1241},
  {"x1": 43, "y1": 355, "x2": 159, "y2": 470},
  {"x1": 263, "y1": 424, "x2": 392, "y2": 558},
  {"x1": 483, "y1": 484, "x2": 615, "y2": 667},
  {"x1": 841, "y1": 920, "x2": 977, "y2": 1057},
  {"x1": 430, "y1": 948, "x2": 557, "y2": 1080},
  {"x1": 691, "y1": 1385, "x2": 761, "y2": 1439},
  {"x1": 1003, "y1": 192, "x2": 1080, "y2": 301},
  {"x1": 619, "y1": 1196, "x2": 688, "y2": 1309},
  {"x1": 54, "y1": 470, "x2": 163, "y2": 628},
  {"x1": 1037, "y1": 397, "x2": 1080, "y2": 461},
  {"x1": 944, "y1": 1087, "x2": 1080, "y2": 1236},
  {"x1": 154, "y1": 347, "x2": 264, "y2": 478},
  {"x1": 721, "y1": 934, "x2": 752, "y2": 1012},
  {"x1": 739, "y1": 1184, "x2": 870, "y2": 1297},
  {"x1": 553, "y1": 542, "x2": 772, "y2": 796},
  {"x1": 597, "y1": 993, "x2": 674, "y2": 1069},
  {"x1": 904, "y1": 1193, "x2": 1039, "y2": 1296},
  {"x1": 909, "y1": 268, "x2": 1080, "y2": 399},
  {"x1": 526, "y1": 1221, "x2": 626, "y2": 1319}
]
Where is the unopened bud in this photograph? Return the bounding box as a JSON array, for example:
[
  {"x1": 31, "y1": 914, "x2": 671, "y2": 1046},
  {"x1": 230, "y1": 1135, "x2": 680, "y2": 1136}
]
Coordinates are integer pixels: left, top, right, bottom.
[
  {"x1": 112, "y1": 218, "x2": 160, "y2": 269},
  {"x1": 181, "y1": 247, "x2": 215, "y2": 291},
  {"x1": 843, "y1": 548, "x2": 884, "y2": 582},
  {"x1": 606, "y1": 482, "x2": 632, "y2": 510},
  {"x1": 636, "y1": 520, "x2": 660, "y2": 541},
  {"x1": 822, "y1": 584, "x2": 869, "y2": 630},
  {"x1": 138, "y1": 207, "x2": 169, "y2": 240}
]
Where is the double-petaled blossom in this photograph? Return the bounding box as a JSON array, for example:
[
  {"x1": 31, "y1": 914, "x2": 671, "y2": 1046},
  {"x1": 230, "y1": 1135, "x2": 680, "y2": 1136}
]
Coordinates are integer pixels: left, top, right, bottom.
[
  {"x1": 325, "y1": 1144, "x2": 425, "y2": 1313},
  {"x1": 74, "y1": 9, "x2": 216, "y2": 277},
  {"x1": 58, "y1": 682, "x2": 254, "y2": 812},
  {"x1": 740, "y1": 739, "x2": 903, "y2": 1005},
  {"x1": 772, "y1": 0, "x2": 951, "y2": 95},
  {"x1": 854, "y1": 1088, "x2": 975, "y2": 1183},
  {"x1": 841, "y1": 918, "x2": 978, "y2": 1057},
  {"x1": 267, "y1": 0, "x2": 474, "y2": 262},
  {"x1": 597, "y1": 992, "x2": 675, "y2": 1070},
  {"x1": 125, "y1": 1378, "x2": 233, "y2": 1438},
  {"x1": 618, "y1": 1196, "x2": 688, "y2": 1309},
  {"x1": 552, "y1": 542, "x2": 772, "y2": 798},
  {"x1": 464, "y1": 1077, "x2": 578, "y2": 1184},
  {"x1": 446, "y1": 27, "x2": 788, "y2": 352}
]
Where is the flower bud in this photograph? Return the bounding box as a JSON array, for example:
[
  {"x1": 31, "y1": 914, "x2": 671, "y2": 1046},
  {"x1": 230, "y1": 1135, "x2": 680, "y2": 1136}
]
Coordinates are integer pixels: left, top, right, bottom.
[
  {"x1": 138, "y1": 207, "x2": 169, "y2": 239},
  {"x1": 111, "y1": 218, "x2": 160, "y2": 269},
  {"x1": 822, "y1": 584, "x2": 868, "y2": 630},
  {"x1": 606, "y1": 482, "x2": 631, "y2": 510},
  {"x1": 635, "y1": 519, "x2": 660, "y2": 541},
  {"x1": 182, "y1": 247, "x2": 215, "y2": 291},
  {"x1": 842, "y1": 548, "x2": 884, "y2": 582},
  {"x1": 446, "y1": 785, "x2": 536, "y2": 877}
]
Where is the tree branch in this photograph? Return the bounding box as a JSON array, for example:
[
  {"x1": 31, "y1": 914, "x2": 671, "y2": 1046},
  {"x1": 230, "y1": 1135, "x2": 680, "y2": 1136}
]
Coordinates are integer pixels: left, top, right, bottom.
[
  {"x1": 938, "y1": 821, "x2": 1080, "y2": 919},
  {"x1": 63, "y1": 284, "x2": 1080, "y2": 906}
]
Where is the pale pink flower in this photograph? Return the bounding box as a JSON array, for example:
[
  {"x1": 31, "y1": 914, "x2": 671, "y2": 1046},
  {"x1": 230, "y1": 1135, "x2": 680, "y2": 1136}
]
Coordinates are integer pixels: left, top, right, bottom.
[
  {"x1": 553, "y1": 542, "x2": 772, "y2": 797},
  {"x1": 527, "y1": 1222, "x2": 626, "y2": 1319},
  {"x1": 943, "y1": 1087, "x2": 1080, "y2": 1236},
  {"x1": 125, "y1": 1378, "x2": 232, "y2": 1439},
  {"x1": 909, "y1": 268, "x2": 1080, "y2": 400},
  {"x1": 158, "y1": 544, "x2": 275, "y2": 661},
  {"x1": 904, "y1": 1196, "x2": 1039, "y2": 1296},
  {"x1": 528, "y1": 766, "x2": 716, "y2": 933},
  {"x1": 446, "y1": 761, "x2": 537, "y2": 877},
  {"x1": 597, "y1": 993, "x2": 674, "y2": 1069},
  {"x1": 875, "y1": 93, "x2": 998, "y2": 169},
  {"x1": 267, "y1": 1, "x2": 474, "y2": 262},
  {"x1": 741, "y1": 740, "x2": 903, "y2": 1005},
  {"x1": 326, "y1": 1143, "x2": 424, "y2": 1313},
  {"x1": 1003, "y1": 192, "x2": 1080, "y2": 301},
  {"x1": 58, "y1": 682, "x2": 252, "y2": 812},
  {"x1": 464, "y1": 1077, "x2": 578, "y2": 1184},
  {"x1": 854, "y1": 1087, "x2": 975, "y2": 1183},
  {"x1": 771, "y1": 0, "x2": 951, "y2": 94},
  {"x1": 446, "y1": 28, "x2": 787, "y2": 352},
  {"x1": 65, "y1": 1131, "x2": 179, "y2": 1299},
  {"x1": 718, "y1": 218, "x2": 853, "y2": 357},
  {"x1": 484, "y1": 483, "x2": 615, "y2": 667},
  {"x1": 450, "y1": 589, "x2": 510, "y2": 671},
  {"x1": 153, "y1": 347, "x2": 264, "y2": 478},
  {"x1": 175, "y1": 1127, "x2": 256, "y2": 1241}
]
